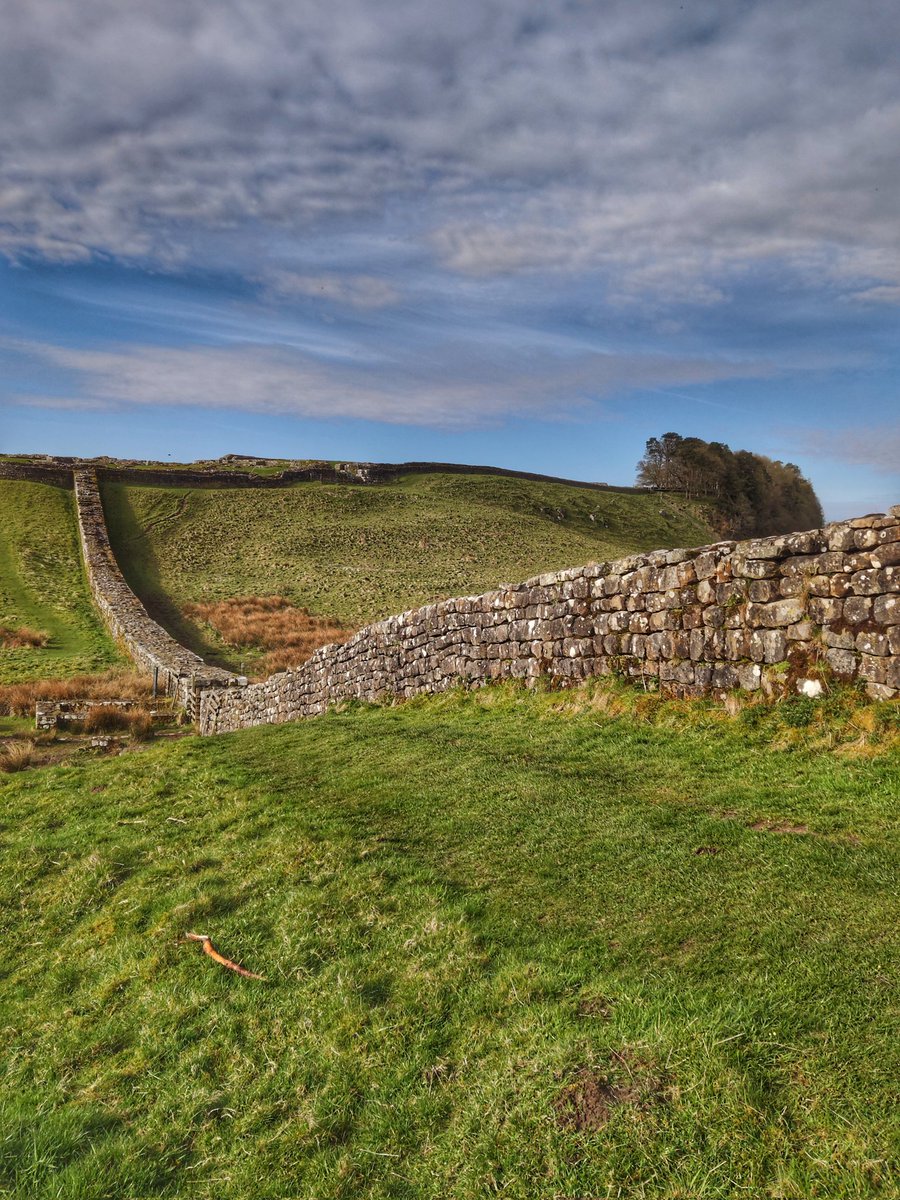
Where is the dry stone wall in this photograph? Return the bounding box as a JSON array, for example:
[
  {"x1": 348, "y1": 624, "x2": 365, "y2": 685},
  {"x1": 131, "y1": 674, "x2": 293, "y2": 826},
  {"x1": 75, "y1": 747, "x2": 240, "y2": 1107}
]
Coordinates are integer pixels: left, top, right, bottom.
[
  {"x1": 74, "y1": 470, "x2": 236, "y2": 716},
  {"x1": 200, "y1": 506, "x2": 900, "y2": 734},
  {"x1": 1, "y1": 456, "x2": 641, "y2": 494}
]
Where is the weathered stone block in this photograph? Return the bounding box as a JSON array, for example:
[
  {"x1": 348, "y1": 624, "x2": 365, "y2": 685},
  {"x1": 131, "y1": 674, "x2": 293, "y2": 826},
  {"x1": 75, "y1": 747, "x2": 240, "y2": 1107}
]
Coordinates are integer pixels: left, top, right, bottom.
[
  {"x1": 825, "y1": 523, "x2": 855, "y2": 551},
  {"x1": 856, "y1": 629, "x2": 889, "y2": 656},
  {"x1": 681, "y1": 605, "x2": 705, "y2": 629},
  {"x1": 870, "y1": 543, "x2": 900, "y2": 569},
  {"x1": 697, "y1": 579, "x2": 716, "y2": 604},
  {"x1": 734, "y1": 558, "x2": 778, "y2": 579},
  {"x1": 860, "y1": 655, "x2": 900, "y2": 689},
  {"x1": 702, "y1": 605, "x2": 727, "y2": 628},
  {"x1": 724, "y1": 629, "x2": 751, "y2": 659},
  {"x1": 874, "y1": 595, "x2": 900, "y2": 624},
  {"x1": 748, "y1": 580, "x2": 778, "y2": 603},
  {"x1": 844, "y1": 595, "x2": 873, "y2": 624},
  {"x1": 851, "y1": 566, "x2": 899, "y2": 595},
  {"x1": 778, "y1": 576, "x2": 806, "y2": 597},
  {"x1": 825, "y1": 648, "x2": 858, "y2": 678},
  {"x1": 780, "y1": 555, "x2": 819, "y2": 577},
  {"x1": 806, "y1": 574, "x2": 836, "y2": 597},
  {"x1": 716, "y1": 581, "x2": 746, "y2": 606},
  {"x1": 711, "y1": 664, "x2": 740, "y2": 688},
  {"x1": 693, "y1": 551, "x2": 720, "y2": 579},
  {"x1": 737, "y1": 662, "x2": 762, "y2": 690},
  {"x1": 822, "y1": 627, "x2": 855, "y2": 649},
  {"x1": 746, "y1": 598, "x2": 805, "y2": 628},
  {"x1": 808, "y1": 597, "x2": 843, "y2": 623},
  {"x1": 762, "y1": 629, "x2": 788, "y2": 662}
]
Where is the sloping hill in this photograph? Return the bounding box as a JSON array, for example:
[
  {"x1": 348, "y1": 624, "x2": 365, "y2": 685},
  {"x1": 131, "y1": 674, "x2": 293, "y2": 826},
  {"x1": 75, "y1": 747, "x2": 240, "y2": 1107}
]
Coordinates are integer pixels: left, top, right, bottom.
[
  {"x1": 102, "y1": 471, "x2": 716, "y2": 671},
  {"x1": 0, "y1": 480, "x2": 122, "y2": 683}
]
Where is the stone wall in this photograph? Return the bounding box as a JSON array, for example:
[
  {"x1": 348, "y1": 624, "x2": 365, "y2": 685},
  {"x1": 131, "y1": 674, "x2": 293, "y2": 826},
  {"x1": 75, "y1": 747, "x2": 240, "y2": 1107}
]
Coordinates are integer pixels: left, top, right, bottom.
[
  {"x1": 0, "y1": 460, "x2": 75, "y2": 488},
  {"x1": 73, "y1": 469, "x2": 237, "y2": 716},
  {"x1": 200, "y1": 507, "x2": 900, "y2": 734},
  {"x1": 1, "y1": 456, "x2": 642, "y2": 494}
]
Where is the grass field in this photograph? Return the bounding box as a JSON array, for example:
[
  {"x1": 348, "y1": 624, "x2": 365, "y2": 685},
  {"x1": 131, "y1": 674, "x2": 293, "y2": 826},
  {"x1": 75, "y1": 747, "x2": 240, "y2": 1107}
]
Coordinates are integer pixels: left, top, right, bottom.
[
  {"x1": 1, "y1": 684, "x2": 898, "y2": 1199},
  {"x1": 0, "y1": 481, "x2": 122, "y2": 683},
  {"x1": 102, "y1": 473, "x2": 715, "y2": 670}
]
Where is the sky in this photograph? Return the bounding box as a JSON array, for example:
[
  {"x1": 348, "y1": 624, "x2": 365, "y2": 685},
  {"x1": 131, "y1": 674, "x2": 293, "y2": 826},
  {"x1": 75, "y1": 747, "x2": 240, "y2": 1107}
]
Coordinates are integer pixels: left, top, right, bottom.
[{"x1": 1, "y1": 0, "x2": 898, "y2": 520}]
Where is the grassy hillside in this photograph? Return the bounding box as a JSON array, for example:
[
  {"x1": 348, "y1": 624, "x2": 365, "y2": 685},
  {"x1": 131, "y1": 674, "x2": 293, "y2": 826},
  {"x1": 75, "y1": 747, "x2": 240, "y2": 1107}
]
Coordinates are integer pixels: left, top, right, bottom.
[
  {"x1": 1, "y1": 686, "x2": 897, "y2": 1198},
  {"x1": 0, "y1": 481, "x2": 122, "y2": 683},
  {"x1": 102, "y1": 472, "x2": 715, "y2": 669}
]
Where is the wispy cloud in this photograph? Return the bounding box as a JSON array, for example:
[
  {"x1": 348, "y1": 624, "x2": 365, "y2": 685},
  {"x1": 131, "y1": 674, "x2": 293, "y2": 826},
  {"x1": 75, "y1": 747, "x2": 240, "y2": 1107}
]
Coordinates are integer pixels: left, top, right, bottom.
[
  {"x1": 794, "y1": 424, "x2": 900, "y2": 475},
  {"x1": 261, "y1": 271, "x2": 401, "y2": 309},
  {"x1": 11, "y1": 337, "x2": 771, "y2": 429}
]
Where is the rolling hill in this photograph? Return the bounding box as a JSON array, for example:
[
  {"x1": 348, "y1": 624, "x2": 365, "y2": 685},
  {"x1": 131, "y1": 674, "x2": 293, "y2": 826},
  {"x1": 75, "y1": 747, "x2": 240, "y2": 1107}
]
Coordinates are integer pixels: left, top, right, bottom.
[{"x1": 101, "y1": 471, "x2": 716, "y2": 672}]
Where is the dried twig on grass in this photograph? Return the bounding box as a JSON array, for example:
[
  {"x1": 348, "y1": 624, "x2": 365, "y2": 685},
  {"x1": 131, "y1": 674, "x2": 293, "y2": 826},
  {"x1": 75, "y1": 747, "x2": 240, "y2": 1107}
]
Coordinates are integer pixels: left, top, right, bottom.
[{"x1": 184, "y1": 931, "x2": 265, "y2": 980}]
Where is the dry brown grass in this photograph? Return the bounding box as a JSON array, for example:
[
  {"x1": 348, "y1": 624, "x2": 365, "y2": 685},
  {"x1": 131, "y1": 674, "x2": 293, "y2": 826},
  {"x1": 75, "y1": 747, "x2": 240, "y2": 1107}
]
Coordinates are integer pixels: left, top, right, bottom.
[
  {"x1": 0, "y1": 670, "x2": 153, "y2": 717},
  {"x1": 0, "y1": 739, "x2": 34, "y2": 772},
  {"x1": 128, "y1": 712, "x2": 155, "y2": 742},
  {"x1": 184, "y1": 596, "x2": 353, "y2": 675},
  {"x1": 81, "y1": 705, "x2": 155, "y2": 739},
  {"x1": 83, "y1": 705, "x2": 133, "y2": 734},
  {"x1": 0, "y1": 624, "x2": 50, "y2": 649}
]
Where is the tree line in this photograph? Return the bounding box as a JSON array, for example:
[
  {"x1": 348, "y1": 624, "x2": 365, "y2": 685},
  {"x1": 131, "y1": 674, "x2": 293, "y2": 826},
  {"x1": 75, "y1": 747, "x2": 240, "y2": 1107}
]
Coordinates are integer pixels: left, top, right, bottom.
[{"x1": 635, "y1": 432, "x2": 824, "y2": 538}]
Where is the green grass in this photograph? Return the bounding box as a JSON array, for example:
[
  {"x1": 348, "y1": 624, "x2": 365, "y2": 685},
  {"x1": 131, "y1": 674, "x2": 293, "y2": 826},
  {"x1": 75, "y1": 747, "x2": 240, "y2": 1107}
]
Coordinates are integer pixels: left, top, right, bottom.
[
  {"x1": 1, "y1": 685, "x2": 897, "y2": 1198},
  {"x1": 102, "y1": 472, "x2": 714, "y2": 668},
  {"x1": 0, "y1": 481, "x2": 122, "y2": 683}
]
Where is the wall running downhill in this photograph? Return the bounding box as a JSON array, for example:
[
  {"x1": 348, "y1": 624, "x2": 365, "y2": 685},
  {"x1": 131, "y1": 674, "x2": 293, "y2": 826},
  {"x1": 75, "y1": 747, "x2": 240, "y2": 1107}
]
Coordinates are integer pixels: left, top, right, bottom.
[
  {"x1": 200, "y1": 505, "x2": 900, "y2": 734},
  {"x1": 74, "y1": 469, "x2": 236, "y2": 715}
]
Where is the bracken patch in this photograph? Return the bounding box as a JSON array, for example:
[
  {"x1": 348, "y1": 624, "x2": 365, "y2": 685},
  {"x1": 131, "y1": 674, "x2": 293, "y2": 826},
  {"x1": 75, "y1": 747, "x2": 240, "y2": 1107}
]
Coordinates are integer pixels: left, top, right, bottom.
[
  {"x1": 0, "y1": 670, "x2": 153, "y2": 717},
  {"x1": 183, "y1": 595, "x2": 353, "y2": 676}
]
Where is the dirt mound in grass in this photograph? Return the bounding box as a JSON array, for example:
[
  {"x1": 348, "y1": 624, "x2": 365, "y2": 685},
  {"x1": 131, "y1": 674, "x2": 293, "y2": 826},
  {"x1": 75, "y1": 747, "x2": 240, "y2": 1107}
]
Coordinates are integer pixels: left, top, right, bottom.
[{"x1": 553, "y1": 1050, "x2": 669, "y2": 1132}]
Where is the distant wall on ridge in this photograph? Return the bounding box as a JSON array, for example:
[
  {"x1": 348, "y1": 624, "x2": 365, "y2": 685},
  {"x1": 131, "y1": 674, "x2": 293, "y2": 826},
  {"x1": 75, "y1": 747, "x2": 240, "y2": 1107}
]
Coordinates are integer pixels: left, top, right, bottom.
[{"x1": 0, "y1": 456, "x2": 642, "y2": 494}]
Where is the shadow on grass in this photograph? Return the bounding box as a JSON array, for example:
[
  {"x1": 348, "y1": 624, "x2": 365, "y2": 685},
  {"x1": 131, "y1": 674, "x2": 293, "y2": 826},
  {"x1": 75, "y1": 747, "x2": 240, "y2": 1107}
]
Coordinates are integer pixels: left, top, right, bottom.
[{"x1": 100, "y1": 483, "x2": 238, "y2": 671}]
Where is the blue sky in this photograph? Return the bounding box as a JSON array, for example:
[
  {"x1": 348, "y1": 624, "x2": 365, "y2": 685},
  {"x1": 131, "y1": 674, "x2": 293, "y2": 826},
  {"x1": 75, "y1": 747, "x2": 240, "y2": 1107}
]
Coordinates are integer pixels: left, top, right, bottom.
[{"x1": 1, "y1": 1, "x2": 898, "y2": 520}]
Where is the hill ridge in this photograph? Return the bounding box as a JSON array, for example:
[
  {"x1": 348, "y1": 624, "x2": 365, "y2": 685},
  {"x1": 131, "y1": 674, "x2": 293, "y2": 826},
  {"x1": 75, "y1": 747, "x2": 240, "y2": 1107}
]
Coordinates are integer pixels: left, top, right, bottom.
[{"x1": 0, "y1": 454, "x2": 644, "y2": 493}]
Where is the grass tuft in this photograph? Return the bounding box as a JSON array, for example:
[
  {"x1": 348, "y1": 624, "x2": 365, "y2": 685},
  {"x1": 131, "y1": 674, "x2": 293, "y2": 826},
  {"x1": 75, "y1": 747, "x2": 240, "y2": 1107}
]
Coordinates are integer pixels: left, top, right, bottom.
[
  {"x1": 0, "y1": 737, "x2": 33, "y2": 772},
  {"x1": 0, "y1": 623, "x2": 50, "y2": 648}
]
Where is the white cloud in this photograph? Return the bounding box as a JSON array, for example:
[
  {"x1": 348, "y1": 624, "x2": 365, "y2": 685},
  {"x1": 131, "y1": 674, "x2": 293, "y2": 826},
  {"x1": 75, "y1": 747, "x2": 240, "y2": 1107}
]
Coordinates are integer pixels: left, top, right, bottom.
[{"x1": 1, "y1": 0, "x2": 900, "y2": 304}]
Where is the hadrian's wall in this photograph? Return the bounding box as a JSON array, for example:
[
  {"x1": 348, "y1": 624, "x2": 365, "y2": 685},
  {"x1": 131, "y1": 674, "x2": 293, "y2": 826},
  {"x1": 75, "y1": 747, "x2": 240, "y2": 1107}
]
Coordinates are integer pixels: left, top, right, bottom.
[
  {"x1": 200, "y1": 506, "x2": 900, "y2": 735},
  {"x1": 1, "y1": 456, "x2": 642, "y2": 494},
  {"x1": 73, "y1": 470, "x2": 236, "y2": 716}
]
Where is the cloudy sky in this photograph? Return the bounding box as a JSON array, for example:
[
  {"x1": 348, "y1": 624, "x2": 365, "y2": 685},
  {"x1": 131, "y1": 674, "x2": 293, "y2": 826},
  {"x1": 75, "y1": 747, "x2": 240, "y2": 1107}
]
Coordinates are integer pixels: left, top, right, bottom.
[{"x1": 1, "y1": 0, "x2": 898, "y2": 518}]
